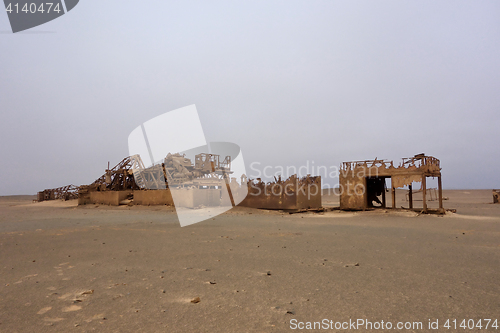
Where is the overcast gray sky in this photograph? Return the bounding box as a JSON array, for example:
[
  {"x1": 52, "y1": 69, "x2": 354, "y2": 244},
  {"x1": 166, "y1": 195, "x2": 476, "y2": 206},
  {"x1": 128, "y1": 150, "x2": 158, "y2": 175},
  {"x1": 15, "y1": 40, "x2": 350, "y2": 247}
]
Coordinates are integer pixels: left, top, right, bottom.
[{"x1": 1, "y1": 0, "x2": 499, "y2": 195}]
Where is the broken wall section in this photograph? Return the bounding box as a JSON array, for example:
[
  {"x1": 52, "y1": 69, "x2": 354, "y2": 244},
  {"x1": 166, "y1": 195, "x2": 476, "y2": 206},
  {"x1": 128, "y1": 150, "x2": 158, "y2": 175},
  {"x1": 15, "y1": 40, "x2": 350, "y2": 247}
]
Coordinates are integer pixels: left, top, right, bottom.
[{"x1": 238, "y1": 175, "x2": 321, "y2": 210}]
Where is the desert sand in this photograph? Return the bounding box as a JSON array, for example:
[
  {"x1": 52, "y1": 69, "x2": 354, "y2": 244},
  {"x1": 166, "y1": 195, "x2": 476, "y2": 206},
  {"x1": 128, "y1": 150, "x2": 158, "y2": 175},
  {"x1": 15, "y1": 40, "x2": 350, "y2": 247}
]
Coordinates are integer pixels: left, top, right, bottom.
[{"x1": 0, "y1": 190, "x2": 499, "y2": 332}]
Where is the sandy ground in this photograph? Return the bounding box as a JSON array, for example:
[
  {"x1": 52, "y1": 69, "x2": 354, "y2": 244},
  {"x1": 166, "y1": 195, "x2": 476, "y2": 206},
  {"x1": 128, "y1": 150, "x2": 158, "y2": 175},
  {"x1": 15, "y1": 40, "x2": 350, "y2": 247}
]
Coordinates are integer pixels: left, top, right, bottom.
[{"x1": 0, "y1": 190, "x2": 499, "y2": 332}]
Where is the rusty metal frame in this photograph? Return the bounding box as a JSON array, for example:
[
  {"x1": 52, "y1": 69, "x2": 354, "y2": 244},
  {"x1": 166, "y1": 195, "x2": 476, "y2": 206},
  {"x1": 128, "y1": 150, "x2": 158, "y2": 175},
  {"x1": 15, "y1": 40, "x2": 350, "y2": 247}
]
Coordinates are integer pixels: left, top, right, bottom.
[
  {"x1": 37, "y1": 184, "x2": 79, "y2": 201},
  {"x1": 339, "y1": 153, "x2": 443, "y2": 213}
]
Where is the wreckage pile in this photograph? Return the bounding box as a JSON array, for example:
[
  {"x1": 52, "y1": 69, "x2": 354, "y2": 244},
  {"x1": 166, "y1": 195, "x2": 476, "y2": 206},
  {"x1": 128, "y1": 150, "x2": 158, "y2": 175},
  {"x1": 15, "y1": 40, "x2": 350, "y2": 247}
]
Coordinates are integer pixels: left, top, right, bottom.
[
  {"x1": 77, "y1": 153, "x2": 235, "y2": 206},
  {"x1": 39, "y1": 152, "x2": 470, "y2": 214},
  {"x1": 37, "y1": 184, "x2": 79, "y2": 202},
  {"x1": 38, "y1": 152, "x2": 322, "y2": 210}
]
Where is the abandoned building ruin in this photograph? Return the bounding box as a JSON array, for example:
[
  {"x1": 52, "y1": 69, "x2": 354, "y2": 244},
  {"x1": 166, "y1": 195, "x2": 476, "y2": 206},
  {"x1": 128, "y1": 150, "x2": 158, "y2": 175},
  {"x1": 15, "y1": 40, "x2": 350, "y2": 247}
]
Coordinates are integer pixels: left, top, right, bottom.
[
  {"x1": 339, "y1": 153, "x2": 444, "y2": 213},
  {"x1": 76, "y1": 152, "x2": 238, "y2": 207},
  {"x1": 38, "y1": 152, "x2": 322, "y2": 210},
  {"x1": 38, "y1": 152, "x2": 462, "y2": 214},
  {"x1": 494, "y1": 190, "x2": 500, "y2": 204}
]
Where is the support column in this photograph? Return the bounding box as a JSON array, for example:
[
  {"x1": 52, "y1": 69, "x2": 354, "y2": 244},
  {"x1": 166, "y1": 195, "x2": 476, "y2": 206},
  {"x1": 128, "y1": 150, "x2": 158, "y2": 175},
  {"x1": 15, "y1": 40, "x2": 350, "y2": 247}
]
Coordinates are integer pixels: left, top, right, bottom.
[
  {"x1": 391, "y1": 177, "x2": 396, "y2": 209},
  {"x1": 382, "y1": 179, "x2": 386, "y2": 208},
  {"x1": 422, "y1": 175, "x2": 427, "y2": 213},
  {"x1": 409, "y1": 184, "x2": 413, "y2": 210},
  {"x1": 438, "y1": 176, "x2": 443, "y2": 211},
  {"x1": 223, "y1": 173, "x2": 235, "y2": 207}
]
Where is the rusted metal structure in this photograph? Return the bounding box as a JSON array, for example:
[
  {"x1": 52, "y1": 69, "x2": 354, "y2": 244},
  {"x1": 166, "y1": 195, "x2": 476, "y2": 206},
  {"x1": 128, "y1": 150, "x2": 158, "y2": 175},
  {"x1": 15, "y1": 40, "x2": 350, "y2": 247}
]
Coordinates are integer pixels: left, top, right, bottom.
[
  {"x1": 162, "y1": 153, "x2": 231, "y2": 188},
  {"x1": 37, "y1": 184, "x2": 79, "y2": 202},
  {"x1": 89, "y1": 153, "x2": 231, "y2": 191},
  {"x1": 76, "y1": 152, "x2": 235, "y2": 206},
  {"x1": 77, "y1": 155, "x2": 143, "y2": 204},
  {"x1": 83, "y1": 155, "x2": 144, "y2": 192},
  {"x1": 339, "y1": 153, "x2": 443, "y2": 213},
  {"x1": 238, "y1": 175, "x2": 322, "y2": 210},
  {"x1": 83, "y1": 153, "x2": 232, "y2": 191},
  {"x1": 493, "y1": 190, "x2": 500, "y2": 204},
  {"x1": 38, "y1": 150, "x2": 321, "y2": 211}
]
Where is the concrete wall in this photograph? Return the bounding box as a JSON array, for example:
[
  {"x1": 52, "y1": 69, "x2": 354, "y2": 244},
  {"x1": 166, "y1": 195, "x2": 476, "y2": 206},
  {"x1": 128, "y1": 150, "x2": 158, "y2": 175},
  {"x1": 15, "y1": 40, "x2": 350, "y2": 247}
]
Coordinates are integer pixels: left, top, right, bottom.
[
  {"x1": 81, "y1": 188, "x2": 230, "y2": 208},
  {"x1": 133, "y1": 190, "x2": 174, "y2": 206},
  {"x1": 88, "y1": 191, "x2": 132, "y2": 206},
  {"x1": 194, "y1": 189, "x2": 221, "y2": 207},
  {"x1": 170, "y1": 188, "x2": 222, "y2": 208},
  {"x1": 78, "y1": 194, "x2": 91, "y2": 205}
]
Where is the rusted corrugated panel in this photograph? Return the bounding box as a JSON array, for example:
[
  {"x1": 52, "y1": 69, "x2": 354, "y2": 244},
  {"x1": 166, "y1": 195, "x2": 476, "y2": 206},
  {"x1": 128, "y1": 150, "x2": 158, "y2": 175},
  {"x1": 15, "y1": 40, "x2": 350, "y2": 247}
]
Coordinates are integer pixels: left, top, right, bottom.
[
  {"x1": 239, "y1": 175, "x2": 321, "y2": 210},
  {"x1": 339, "y1": 175, "x2": 366, "y2": 210}
]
